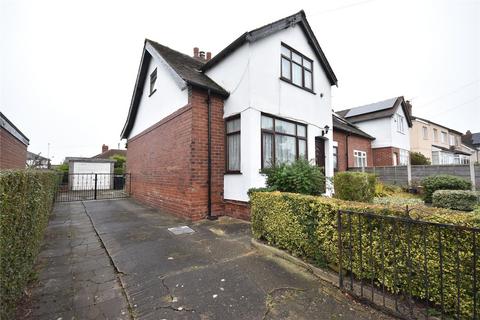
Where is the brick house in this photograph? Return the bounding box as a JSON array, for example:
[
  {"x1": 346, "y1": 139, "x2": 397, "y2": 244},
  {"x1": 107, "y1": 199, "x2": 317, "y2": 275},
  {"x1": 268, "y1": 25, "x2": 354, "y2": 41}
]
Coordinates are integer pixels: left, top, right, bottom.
[
  {"x1": 336, "y1": 97, "x2": 413, "y2": 166},
  {"x1": 121, "y1": 11, "x2": 338, "y2": 220},
  {"x1": 332, "y1": 113, "x2": 374, "y2": 171},
  {"x1": 0, "y1": 112, "x2": 29, "y2": 170}
]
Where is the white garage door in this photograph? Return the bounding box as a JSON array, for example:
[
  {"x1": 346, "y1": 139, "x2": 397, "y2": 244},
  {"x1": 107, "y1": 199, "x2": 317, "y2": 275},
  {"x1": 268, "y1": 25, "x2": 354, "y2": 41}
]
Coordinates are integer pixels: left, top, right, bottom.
[{"x1": 71, "y1": 162, "x2": 112, "y2": 191}]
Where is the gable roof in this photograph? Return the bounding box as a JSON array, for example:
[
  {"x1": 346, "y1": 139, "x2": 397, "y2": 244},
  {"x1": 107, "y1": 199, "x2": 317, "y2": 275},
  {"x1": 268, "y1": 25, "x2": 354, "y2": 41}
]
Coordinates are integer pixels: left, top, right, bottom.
[
  {"x1": 411, "y1": 116, "x2": 463, "y2": 136},
  {"x1": 120, "y1": 40, "x2": 228, "y2": 139},
  {"x1": 201, "y1": 10, "x2": 338, "y2": 86},
  {"x1": 332, "y1": 113, "x2": 375, "y2": 140},
  {"x1": 0, "y1": 111, "x2": 29, "y2": 146},
  {"x1": 472, "y1": 132, "x2": 480, "y2": 145},
  {"x1": 92, "y1": 149, "x2": 126, "y2": 159},
  {"x1": 337, "y1": 96, "x2": 413, "y2": 127}
]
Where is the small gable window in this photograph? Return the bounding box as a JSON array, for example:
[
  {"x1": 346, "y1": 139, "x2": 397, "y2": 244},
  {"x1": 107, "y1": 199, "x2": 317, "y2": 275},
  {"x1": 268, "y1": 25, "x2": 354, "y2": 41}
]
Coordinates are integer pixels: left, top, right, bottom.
[
  {"x1": 280, "y1": 43, "x2": 313, "y2": 92},
  {"x1": 149, "y1": 68, "x2": 157, "y2": 96}
]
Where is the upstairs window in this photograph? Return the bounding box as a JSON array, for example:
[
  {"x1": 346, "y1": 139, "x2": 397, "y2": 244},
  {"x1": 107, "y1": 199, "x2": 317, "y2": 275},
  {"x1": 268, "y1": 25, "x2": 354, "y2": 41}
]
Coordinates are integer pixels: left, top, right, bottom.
[
  {"x1": 422, "y1": 126, "x2": 428, "y2": 139},
  {"x1": 396, "y1": 114, "x2": 405, "y2": 133},
  {"x1": 441, "y1": 131, "x2": 447, "y2": 144},
  {"x1": 149, "y1": 68, "x2": 157, "y2": 96},
  {"x1": 280, "y1": 43, "x2": 313, "y2": 91},
  {"x1": 449, "y1": 134, "x2": 455, "y2": 146},
  {"x1": 433, "y1": 128, "x2": 438, "y2": 142},
  {"x1": 226, "y1": 116, "x2": 241, "y2": 172}
]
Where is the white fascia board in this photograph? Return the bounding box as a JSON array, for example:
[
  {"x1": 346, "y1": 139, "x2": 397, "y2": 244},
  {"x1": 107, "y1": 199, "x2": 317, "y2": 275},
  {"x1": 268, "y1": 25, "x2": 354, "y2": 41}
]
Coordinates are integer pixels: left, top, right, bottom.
[{"x1": 145, "y1": 42, "x2": 187, "y2": 91}]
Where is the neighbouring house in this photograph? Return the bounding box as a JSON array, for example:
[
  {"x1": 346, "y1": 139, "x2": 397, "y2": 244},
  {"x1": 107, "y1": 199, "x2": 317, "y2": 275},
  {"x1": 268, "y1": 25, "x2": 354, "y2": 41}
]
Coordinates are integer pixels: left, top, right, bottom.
[
  {"x1": 92, "y1": 144, "x2": 127, "y2": 159},
  {"x1": 121, "y1": 10, "x2": 337, "y2": 220},
  {"x1": 332, "y1": 113, "x2": 375, "y2": 171},
  {"x1": 26, "y1": 151, "x2": 51, "y2": 169},
  {"x1": 462, "y1": 130, "x2": 480, "y2": 163},
  {"x1": 410, "y1": 116, "x2": 471, "y2": 164},
  {"x1": 0, "y1": 111, "x2": 29, "y2": 169},
  {"x1": 336, "y1": 97, "x2": 412, "y2": 166}
]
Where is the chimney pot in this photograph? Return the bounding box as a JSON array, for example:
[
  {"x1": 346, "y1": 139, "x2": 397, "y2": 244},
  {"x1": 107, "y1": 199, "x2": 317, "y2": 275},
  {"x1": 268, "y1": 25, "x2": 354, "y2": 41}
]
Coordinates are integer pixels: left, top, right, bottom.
[
  {"x1": 199, "y1": 51, "x2": 205, "y2": 59},
  {"x1": 102, "y1": 144, "x2": 108, "y2": 153},
  {"x1": 206, "y1": 52, "x2": 212, "y2": 61},
  {"x1": 193, "y1": 47, "x2": 199, "y2": 58}
]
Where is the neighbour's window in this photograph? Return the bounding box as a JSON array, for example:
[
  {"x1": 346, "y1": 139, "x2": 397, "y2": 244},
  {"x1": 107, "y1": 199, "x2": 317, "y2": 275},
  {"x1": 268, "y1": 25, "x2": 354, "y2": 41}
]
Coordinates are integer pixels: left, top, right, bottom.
[
  {"x1": 432, "y1": 151, "x2": 439, "y2": 165},
  {"x1": 449, "y1": 134, "x2": 455, "y2": 146},
  {"x1": 441, "y1": 131, "x2": 447, "y2": 144},
  {"x1": 280, "y1": 43, "x2": 313, "y2": 91},
  {"x1": 261, "y1": 114, "x2": 307, "y2": 168},
  {"x1": 353, "y1": 150, "x2": 367, "y2": 168},
  {"x1": 333, "y1": 146, "x2": 338, "y2": 171},
  {"x1": 399, "y1": 149, "x2": 409, "y2": 165},
  {"x1": 226, "y1": 116, "x2": 241, "y2": 172},
  {"x1": 422, "y1": 126, "x2": 428, "y2": 139},
  {"x1": 150, "y1": 68, "x2": 157, "y2": 96},
  {"x1": 396, "y1": 114, "x2": 405, "y2": 133},
  {"x1": 433, "y1": 128, "x2": 438, "y2": 142}
]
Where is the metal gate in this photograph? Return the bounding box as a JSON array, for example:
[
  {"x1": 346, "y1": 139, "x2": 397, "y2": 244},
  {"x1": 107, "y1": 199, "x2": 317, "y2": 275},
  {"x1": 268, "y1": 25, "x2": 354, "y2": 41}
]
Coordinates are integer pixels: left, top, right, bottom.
[{"x1": 55, "y1": 173, "x2": 130, "y2": 202}]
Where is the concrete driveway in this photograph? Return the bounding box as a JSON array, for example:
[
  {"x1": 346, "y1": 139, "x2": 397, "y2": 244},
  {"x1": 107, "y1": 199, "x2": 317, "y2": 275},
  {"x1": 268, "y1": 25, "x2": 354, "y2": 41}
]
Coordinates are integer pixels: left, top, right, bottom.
[{"x1": 19, "y1": 199, "x2": 393, "y2": 320}]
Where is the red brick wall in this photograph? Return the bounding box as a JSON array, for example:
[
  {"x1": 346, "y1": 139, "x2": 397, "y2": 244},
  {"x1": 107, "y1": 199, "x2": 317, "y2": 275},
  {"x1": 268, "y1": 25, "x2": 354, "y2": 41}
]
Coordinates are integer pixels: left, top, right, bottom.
[
  {"x1": 0, "y1": 128, "x2": 27, "y2": 169},
  {"x1": 372, "y1": 147, "x2": 399, "y2": 166},
  {"x1": 224, "y1": 200, "x2": 250, "y2": 221},
  {"x1": 126, "y1": 86, "x2": 225, "y2": 220},
  {"x1": 333, "y1": 129, "x2": 373, "y2": 171}
]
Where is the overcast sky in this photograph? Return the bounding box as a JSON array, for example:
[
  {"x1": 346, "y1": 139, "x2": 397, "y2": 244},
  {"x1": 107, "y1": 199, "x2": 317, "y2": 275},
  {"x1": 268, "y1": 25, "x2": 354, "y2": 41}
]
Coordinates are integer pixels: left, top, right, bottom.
[{"x1": 1, "y1": 0, "x2": 479, "y2": 164}]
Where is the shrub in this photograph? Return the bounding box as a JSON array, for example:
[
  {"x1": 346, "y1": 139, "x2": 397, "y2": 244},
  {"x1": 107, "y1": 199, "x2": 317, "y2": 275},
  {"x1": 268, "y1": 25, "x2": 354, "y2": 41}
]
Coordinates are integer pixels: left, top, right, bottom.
[
  {"x1": 422, "y1": 175, "x2": 471, "y2": 203},
  {"x1": 410, "y1": 151, "x2": 431, "y2": 165},
  {"x1": 0, "y1": 170, "x2": 57, "y2": 318},
  {"x1": 432, "y1": 190, "x2": 479, "y2": 211},
  {"x1": 250, "y1": 191, "x2": 480, "y2": 318},
  {"x1": 111, "y1": 154, "x2": 126, "y2": 175},
  {"x1": 334, "y1": 172, "x2": 376, "y2": 202},
  {"x1": 262, "y1": 159, "x2": 325, "y2": 195},
  {"x1": 247, "y1": 186, "x2": 277, "y2": 197}
]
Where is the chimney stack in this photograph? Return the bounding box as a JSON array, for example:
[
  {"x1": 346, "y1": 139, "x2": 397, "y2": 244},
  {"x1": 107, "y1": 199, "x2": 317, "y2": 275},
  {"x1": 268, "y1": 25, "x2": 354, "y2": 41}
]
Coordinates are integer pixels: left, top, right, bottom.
[
  {"x1": 199, "y1": 51, "x2": 205, "y2": 59},
  {"x1": 206, "y1": 52, "x2": 212, "y2": 61},
  {"x1": 193, "y1": 47, "x2": 199, "y2": 58},
  {"x1": 405, "y1": 100, "x2": 413, "y2": 117},
  {"x1": 193, "y1": 47, "x2": 211, "y2": 61},
  {"x1": 102, "y1": 144, "x2": 108, "y2": 153}
]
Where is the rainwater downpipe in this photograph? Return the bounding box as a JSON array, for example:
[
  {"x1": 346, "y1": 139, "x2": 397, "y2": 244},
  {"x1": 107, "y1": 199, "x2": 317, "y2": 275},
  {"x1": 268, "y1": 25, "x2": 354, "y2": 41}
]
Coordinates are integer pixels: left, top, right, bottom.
[{"x1": 206, "y1": 89, "x2": 217, "y2": 220}]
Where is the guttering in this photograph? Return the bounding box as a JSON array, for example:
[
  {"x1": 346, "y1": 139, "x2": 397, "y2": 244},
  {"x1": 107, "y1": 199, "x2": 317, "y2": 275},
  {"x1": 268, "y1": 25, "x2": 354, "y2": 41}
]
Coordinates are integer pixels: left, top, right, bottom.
[{"x1": 206, "y1": 89, "x2": 217, "y2": 220}]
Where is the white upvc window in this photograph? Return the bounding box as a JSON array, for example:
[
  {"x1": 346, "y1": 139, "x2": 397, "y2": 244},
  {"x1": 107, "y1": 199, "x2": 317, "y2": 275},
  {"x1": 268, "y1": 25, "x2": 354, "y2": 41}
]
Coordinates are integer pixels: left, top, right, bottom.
[
  {"x1": 396, "y1": 114, "x2": 405, "y2": 133},
  {"x1": 441, "y1": 131, "x2": 447, "y2": 144},
  {"x1": 449, "y1": 134, "x2": 455, "y2": 146},
  {"x1": 399, "y1": 149, "x2": 409, "y2": 165},
  {"x1": 422, "y1": 126, "x2": 428, "y2": 139},
  {"x1": 353, "y1": 150, "x2": 367, "y2": 167}
]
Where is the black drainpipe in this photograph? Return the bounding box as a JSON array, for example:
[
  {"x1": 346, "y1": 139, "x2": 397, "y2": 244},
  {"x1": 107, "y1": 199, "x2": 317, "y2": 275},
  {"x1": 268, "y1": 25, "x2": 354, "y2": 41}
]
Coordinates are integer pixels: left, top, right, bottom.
[
  {"x1": 206, "y1": 89, "x2": 217, "y2": 220},
  {"x1": 345, "y1": 133, "x2": 350, "y2": 170}
]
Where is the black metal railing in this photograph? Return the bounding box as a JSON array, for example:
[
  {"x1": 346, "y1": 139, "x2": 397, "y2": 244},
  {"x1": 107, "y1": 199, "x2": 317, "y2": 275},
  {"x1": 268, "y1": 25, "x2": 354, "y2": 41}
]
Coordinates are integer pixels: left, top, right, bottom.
[
  {"x1": 55, "y1": 173, "x2": 130, "y2": 202},
  {"x1": 337, "y1": 210, "x2": 479, "y2": 319}
]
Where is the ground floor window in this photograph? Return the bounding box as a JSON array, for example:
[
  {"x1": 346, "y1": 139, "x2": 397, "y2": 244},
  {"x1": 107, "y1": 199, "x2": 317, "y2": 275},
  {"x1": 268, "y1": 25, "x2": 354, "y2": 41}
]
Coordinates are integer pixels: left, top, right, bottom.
[
  {"x1": 432, "y1": 150, "x2": 457, "y2": 165},
  {"x1": 226, "y1": 116, "x2": 241, "y2": 172},
  {"x1": 354, "y1": 150, "x2": 367, "y2": 167},
  {"x1": 333, "y1": 146, "x2": 338, "y2": 170},
  {"x1": 399, "y1": 149, "x2": 409, "y2": 165},
  {"x1": 261, "y1": 114, "x2": 307, "y2": 168}
]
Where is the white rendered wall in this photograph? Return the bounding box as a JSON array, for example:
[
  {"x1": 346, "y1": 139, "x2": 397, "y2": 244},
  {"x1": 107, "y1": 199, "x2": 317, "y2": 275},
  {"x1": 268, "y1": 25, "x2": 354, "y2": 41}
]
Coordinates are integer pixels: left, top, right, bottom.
[
  {"x1": 390, "y1": 106, "x2": 410, "y2": 151},
  {"x1": 356, "y1": 118, "x2": 392, "y2": 149},
  {"x1": 208, "y1": 26, "x2": 334, "y2": 201},
  {"x1": 129, "y1": 55, "x2": 189, "y2": 139}
]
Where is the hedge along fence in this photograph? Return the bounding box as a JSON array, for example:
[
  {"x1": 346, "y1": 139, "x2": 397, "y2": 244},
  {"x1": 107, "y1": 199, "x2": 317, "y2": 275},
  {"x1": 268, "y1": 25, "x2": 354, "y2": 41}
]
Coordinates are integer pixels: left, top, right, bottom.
[
  {"x1": 250, "y1": 191, "x2": 480, "y2": 318},
  {"x1": 0, "y1": 170, "x2": 57, "y2": 318}
]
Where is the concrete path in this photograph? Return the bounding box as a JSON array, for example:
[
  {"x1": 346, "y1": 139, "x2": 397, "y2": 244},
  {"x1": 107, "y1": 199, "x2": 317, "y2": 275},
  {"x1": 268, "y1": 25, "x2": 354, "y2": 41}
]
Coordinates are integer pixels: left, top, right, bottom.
[{"x1": 19, "y1": 199, "x2": 393, "y2": 320}]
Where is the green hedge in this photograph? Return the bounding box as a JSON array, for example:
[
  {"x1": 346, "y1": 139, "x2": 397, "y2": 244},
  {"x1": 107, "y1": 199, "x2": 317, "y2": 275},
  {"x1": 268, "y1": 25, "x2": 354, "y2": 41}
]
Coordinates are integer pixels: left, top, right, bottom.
[
  {"x1": 433, "y1": 190, "x2": 479, "y2": 211},
  {"x1": 334, "y1": 172, "x2": 376, "y2": 202},
  {"x1": 250, "y1": 191, "x2": 480, "y2": 318},
  {"x1": 0, "y1": 170, "x2": 57, "y2": 318},
  {"x1": 422, "y1": 175, "x2": 471, "y2": 203}
]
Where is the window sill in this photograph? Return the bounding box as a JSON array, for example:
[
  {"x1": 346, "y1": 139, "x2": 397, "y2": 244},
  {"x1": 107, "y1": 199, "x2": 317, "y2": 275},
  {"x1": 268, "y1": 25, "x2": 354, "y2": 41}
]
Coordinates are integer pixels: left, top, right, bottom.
[
  {"x1": 225, "y1": 171, "x2": 242, "y2": 175},
  {"x1": 148, "y1": 89, "x2": 157, "y2": 97},
  {"x1": 279, "y1": 77, "x2": 316, "y2": 95}
]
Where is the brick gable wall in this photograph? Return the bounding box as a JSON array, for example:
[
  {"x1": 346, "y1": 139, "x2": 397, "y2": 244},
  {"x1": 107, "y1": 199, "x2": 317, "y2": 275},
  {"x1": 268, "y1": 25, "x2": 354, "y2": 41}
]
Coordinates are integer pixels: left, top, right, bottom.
[
  {"x1": 333, "y1": 129, "x2": 373, "y2": 171},
  {"x1": 126, "y1": 87, "x2": 225, "y2": 220},
  {"x1": 372, "y1": 147, "x2": 399, "y2": 166},
  {"x1": 0, "y1": 128, "x2": 27, "y2": 169}
]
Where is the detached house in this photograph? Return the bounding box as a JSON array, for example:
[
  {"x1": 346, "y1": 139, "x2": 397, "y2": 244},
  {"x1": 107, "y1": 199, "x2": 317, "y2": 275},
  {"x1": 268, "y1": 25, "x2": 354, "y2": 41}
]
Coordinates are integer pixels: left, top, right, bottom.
[
  {"x1": 121, "y1": 11, "x2": 337, "y2": 220},
  {"x1": 337, "y1": 97, "x2": 412, "y2": 166}
]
